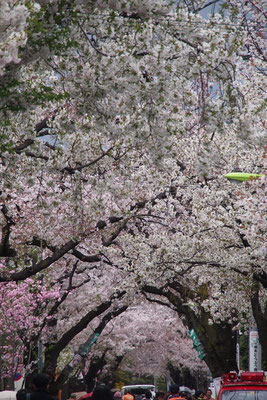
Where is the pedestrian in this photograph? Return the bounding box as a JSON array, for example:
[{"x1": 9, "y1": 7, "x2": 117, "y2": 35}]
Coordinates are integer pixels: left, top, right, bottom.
[
  {"x1": 155, "y1": 392, "x2": 166, "y2": 400},
  {"x1": 193, "y1": 391, "x2": 205, "y2": 400},
  {"x1": 163, "y1": 391, "x2": 171, "y2": 400},
  {"x1": 179, "y1": 387, "x2": 192, "y2": 400},
  {"x1": 16, "y1": 389, "x2": 30, "y2": 400},
  {"x1": 92, "y1": 384, "x2": 113, "y2": 400},
  {"x1": 205, "y1": 389, "x2": 215, "y2": 400},
  {"x1": 122, "y1": 390, "x2": 134, "y2": 400},
  {"x1": 167, "y1": 384, "x2": 183, "y2": 400},
  {"x1": 30, "y1": 372, "x2": 55, "y2": 400},
  {"x1": 144, "y1": 391, "x2": 153, "y2": 400},
  {"x1": 167, "y1": 384, "x2": 191, "y2": 400},
  {"x1": 179, "y1": 390, "x2": 191, "y2": 400}
]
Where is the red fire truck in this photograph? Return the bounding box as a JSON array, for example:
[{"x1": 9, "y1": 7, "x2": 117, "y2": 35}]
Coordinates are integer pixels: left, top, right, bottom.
[{"x1": 218, "y1": 371, "x2": 267, "y2": 399}]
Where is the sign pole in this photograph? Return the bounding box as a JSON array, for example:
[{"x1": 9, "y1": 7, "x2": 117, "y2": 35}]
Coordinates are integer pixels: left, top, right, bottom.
[{"x1": 249, "y1": 328, "x2": 262, "y2": 371}]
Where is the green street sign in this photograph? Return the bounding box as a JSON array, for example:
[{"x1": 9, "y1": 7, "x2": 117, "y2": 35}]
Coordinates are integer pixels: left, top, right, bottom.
[
  {"x1": 189, "y1": 329, "x2": 200, "y2": 347},
  {"x1": 81, "y1": 333, "x2": 100, "y2": 356},
  {"x1": 189, "y1": 329, "x2": 206, "y2": 360}
]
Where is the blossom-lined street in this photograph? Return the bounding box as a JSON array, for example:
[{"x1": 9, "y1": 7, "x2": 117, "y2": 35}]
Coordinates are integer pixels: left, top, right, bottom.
[{"x1": 0, "y1": 1, "x2": 266, "y2": 399}]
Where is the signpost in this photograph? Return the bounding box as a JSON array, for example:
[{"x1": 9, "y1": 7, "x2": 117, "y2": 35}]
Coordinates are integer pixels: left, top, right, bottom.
[
  {"x1": 14, "y1": 373, "x2": 23, "y2": 392},
  {"x1": 249, "y1": 329, "x2": 262, "y2": 371}
]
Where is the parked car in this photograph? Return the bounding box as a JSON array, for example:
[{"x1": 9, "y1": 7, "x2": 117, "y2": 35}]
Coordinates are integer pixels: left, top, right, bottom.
[{"x1": 121, "y1": 384, "x2": 155, "y2": 399}]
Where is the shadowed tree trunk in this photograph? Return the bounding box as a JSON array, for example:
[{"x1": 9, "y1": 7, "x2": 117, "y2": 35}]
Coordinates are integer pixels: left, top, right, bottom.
[
  {"x1": 42, "y1": 293, "x2": 126, "y2": 395},
  {"x1": 144, "y1": 282, "x2": 238, "y2": 377},
  {"x1": 167, "y1": 361, "x2": 208, "y2": 391},
  {"x1": 84, "y1": 351, "x2": 108, "y2": 392},
  {"x1": 251, "y1": 284, "x2": 267, "y2": 369},
  {"x1": 99, "y1": 354, "x2": 124, "y2": 388}
]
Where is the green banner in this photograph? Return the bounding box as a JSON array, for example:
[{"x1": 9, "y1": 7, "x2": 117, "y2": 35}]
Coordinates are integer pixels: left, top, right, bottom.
[{"x1": 189, "y1": 329, "x2": 205, "y2": 360}]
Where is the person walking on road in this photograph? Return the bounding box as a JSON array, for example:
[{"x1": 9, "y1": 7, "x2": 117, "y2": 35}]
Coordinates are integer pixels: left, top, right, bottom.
[
  {"x1": 193, "y1": 391, "x2": 205, "y2": 400},
  {"x1": 179, "y1": 387, "x2": 192, "y2": 400},
  {"x1": 167, "y1": 384, "x2": 186, "y2": 400},
  {"x1": 155, "y1": 392, "x2": 165, "y2": 400},
  {"x1": 30, "y1": 373, "x2": 55, "y2": 400},
  {"x1": 16, "y1": 389, "x2": 30, "y2": 400},
  {"x1": 92, "y1": 385, "x2": 113, "y2": 400},
  {"x1": 205, "y1": 389, "x2": 214, "y2": 400},
  {"x1": 144, "y1": 391, "x2": 153, "y2": 400},
  {"x1": 122, "y1": 390, "x2": 134, "y2": 400}
]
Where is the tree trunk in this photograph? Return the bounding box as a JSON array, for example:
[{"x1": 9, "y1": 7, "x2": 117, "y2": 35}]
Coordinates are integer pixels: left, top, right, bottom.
[
  {"x1": 84, "y1": 352, "x2": 108, "y2": 391},
  {"x1": 99, "y1": 354, "x2": 124, "y2": 388},
  {"x1": 44, "y1": 297, "x2": 126, "y2": 395},
  {"x1": 167, "y1": 361, "x2": 208, "y2": 391},
  {"x1": 144, "y1": 283, "x2": 238, "y2": 377},
  {"x1": 251, "y1": 284, "x2": 267, "y2": 369}
]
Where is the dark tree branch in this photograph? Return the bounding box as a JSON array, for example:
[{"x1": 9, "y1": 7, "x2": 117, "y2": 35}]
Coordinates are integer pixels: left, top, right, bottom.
[
  {"x1": 195, "y1": 0, "x2": 221, "y2": 13},
  {"x1": 142, "y1": 289, "x2": 172, "y2": 308},
  {"x1": 0, "y1": 205, "x2": 16, "y2": 257},
  {"x1": 52, "y1": 302, "x2": 127, "y2": 391},
  {"x1": 61, "y1": 147, "x2": 114, "y2": 174},
  {"x1": 24, "y1": 151, "x2": 49, "y2": 161},
  {"x1": 102, "y1": 219, "x2": 129, "y2": 247},
  {"x1": 40, "y1": 261, "x2": 81, "y2": 331},
  {"x1": 0, "y1": 239, "x2": 79, "y2": 282},
  {"x1": 12, "y1": 118, "x2": 52, "y2": 153},
  {"x1": 71, "y1": 249, "x2": 101, "y2": 263},
  {"x1": 44, "y1": 290, "x2": 126, "y2": 382}
]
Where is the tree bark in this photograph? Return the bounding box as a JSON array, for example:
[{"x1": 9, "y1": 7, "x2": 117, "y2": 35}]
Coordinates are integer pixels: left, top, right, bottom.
[
  {"x1": 251, "y1": 284, "x2": 267, "y2": 369},
  {"x1": 44, "y1": 294, "x2": 126, "y2": 395},
  {"x1": 144, "y1": 283, "x2": 238, "y2": 377},
  {"x1": 98, "y1": 354, "x2": 124, "y2": 388},
  {"x1": 84, "y1": 352, "x2": 108, "y2": 391},
  {"x1": 167, "y1": 361, "x2": 208, "y2": 391}
]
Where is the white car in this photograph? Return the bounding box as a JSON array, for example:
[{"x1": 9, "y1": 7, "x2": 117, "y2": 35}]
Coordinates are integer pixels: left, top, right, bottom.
[{"x1": 121, "y1": 384, "x2": 156, "y2": 399}]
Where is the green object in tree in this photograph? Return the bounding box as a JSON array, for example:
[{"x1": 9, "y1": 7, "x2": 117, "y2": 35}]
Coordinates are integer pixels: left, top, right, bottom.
[
  {"x1": 189, "y1": 329, "x2": 206, "y2": 360},
  {"x1": 224, "y1": 172, "x2": 264, "y2": 181}
]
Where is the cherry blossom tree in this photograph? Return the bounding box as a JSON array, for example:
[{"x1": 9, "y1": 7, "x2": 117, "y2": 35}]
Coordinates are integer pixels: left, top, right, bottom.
[
  {"x1": 0, "y1": 266, "x2": 60, "y2": 388},
  {"x1": 0, "y1": 0, "x2": 266, "y2": 389},
  {"x1": 82, "y1": 303, "x2": 208, "y2": 390}
]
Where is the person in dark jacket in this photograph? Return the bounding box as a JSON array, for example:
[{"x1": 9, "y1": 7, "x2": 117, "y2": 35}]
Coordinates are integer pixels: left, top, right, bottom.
[
  {"x1": 155, "y1": 392, "x2": 165, "y2": 400},
  {"x1": 16, "y1": 389, "x2": 30, "y2": 400},
  {"x1": 92, "y1": 384, "x2": 113, "y2": 400},
  {"x1": 144, "y1": 391, "x2": 153, "y2": 400},
  {"x1": 167, "y1": 384, "x2": 185, "y2": 400},
  {"x1": 30, "y1": 373, "x2": 55, "y2": 400}
]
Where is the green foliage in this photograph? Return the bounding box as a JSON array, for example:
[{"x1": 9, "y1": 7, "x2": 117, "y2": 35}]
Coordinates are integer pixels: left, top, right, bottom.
[
  {"x1": 115, "y1": 368, "x2": 154, "y2": 387},
  {"x1": 0, "y1": 133, "x2": 15, "y2": 154},
  {"x1": 156, "y1": 376, "x2": 167, "y2": 392},
  {"x1": 25, "y1": 1, "x2": 79, "y2": 55},
  {"x1": 0, "y1": 77, "x2": 69, "y2": 115},
  {"x1": 115, "y1": 368, "x2": 133, "y2": 388}
]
